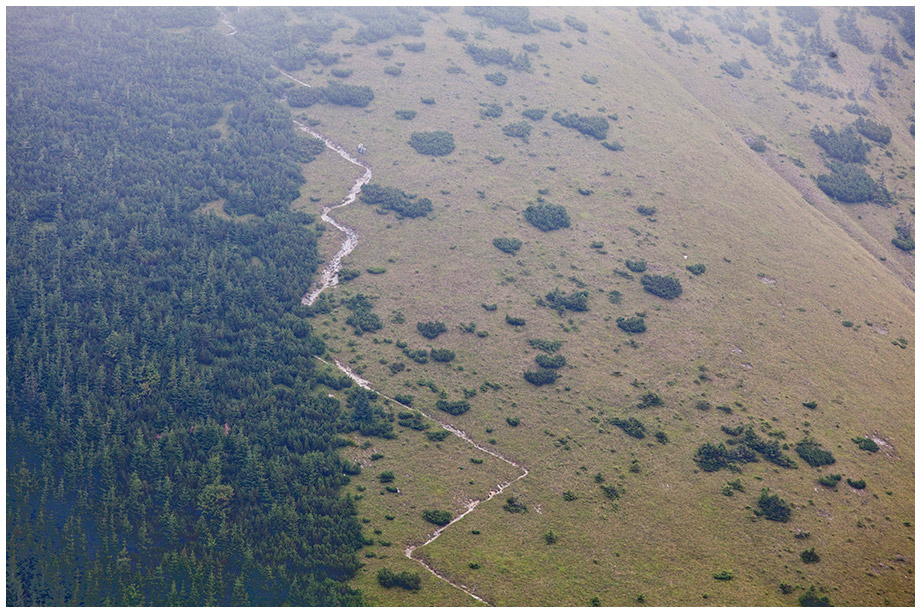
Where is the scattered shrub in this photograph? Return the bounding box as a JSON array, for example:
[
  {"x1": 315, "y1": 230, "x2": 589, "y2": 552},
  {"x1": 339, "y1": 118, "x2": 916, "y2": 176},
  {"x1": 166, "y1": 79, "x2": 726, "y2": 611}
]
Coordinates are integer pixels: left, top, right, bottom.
[
  {"x1": 799, "y1": 586, "x2": 831, "y2": 607},
  {"x1": 543, "y1": 530, "x2": 558, "y2": 544},
  {"x1": 712, "y1": 571, "x2": 734, "y2": 581},
  {"x1": 564, "y1": 15, "x2": 588, "y2": 32},
  {"x1": 464, "y1": 43, "x2": 514, "y2": 67},
  {"x1": 686, "y1": 263, "x2": 706, "y2": 275},
  {"x1": 445, "y1": 27, "x2": 467, "y2": 42},
  {"x1": 654, "y1": 430, "x2": 669, "y2": 444},
  {"x1": 417, "y1": 321, "x2": 447, "y2": 339},
  {"x1": 287, "y1": 86, "x2": 324, "y2": 108},
  {"x1": 721, "y1": 61, "x2": 745, "y2": 78},
  {"x1": 436, "y1": 399, "x2": 470, "y2": 416},
  {"x1": 562, "y1": 490, "x2": 577, "y2": 501},
  {"x1": 394, "y1": 393, "x2": 413, "y2": 406},
  {"x1": 616, "y1": 316, "x2": 646, "y2": 334},
  {"x1": 524, "y1": 369, "x2": 559, "y2": 386},
  {"x1": 534, "y1": 18, "x2": 561, "y2": 32},
  {"x1": 669, "y1": 24, "x2": 694, "y2": 45},
  {"x1": 506, "y1": 417, "x2": 520, "y2": 427},
  {"x1": 551, "y1": 112, "x2": 609, "y2": 139},
  {"x1": 846, "y1": 478, "x2": 866, "y2": 489},
  {"x1": 607, "y1": 290, "x2": 622, "y2": 304},
  {"x1": 430, "y1": 348, "x2": 455, "y2": 363},
  {"x1": 696, "y1": 400, "x2": 712, "y2": 411},
  {"x1": 426, "y1": 429, "x2": 449, "y2": 442},
  {"x1": 817, "y1": 473, "x2": 841, "y2": 487},
  {"x1": 535, "y1": 354, "x2": 566, "y2": 368},
  {"x1": 853, "y1": 117, "x2": 892, "y2": 144},
  {"x1": 485, "y1": 72, "x2": 508, "y2": 86},
  {"x1": 503, "y1": 495, "x2": 528, "y2": 513},
  {"x1": 379, "y1": 471, "x2": 395, "y2": 483},
  {"x1": 582, "y1": 74, "x2": 599, "y2": 85},
  {"x1": 641, "y1": 274, "x2": 683, "y2": 299},
  {"x1": 486, "y1": 154, "x2": 504, "y2": 164},
  {"x1": 420, "y1": 96, "x2": 435, "y2": 104},
  {"x1": 600, "y1": 484, "x2": 619, "y2": 499},
  {"x1": 601, "y1": 140, "x2": 624, "y2": 151},
  {"x1": 402, "y1": 42, "x2": 425, "y2": 52},
  {"x1": 636, "y1": 205, "x2": 657, "y2": 216},
  {"x1": 409, "y1": 131, "x2": 455, "y2": 156},
  {"x1": 360, "y1": 183, "x2": 433, "y2": 218},
  {"x1": 529, "y1": 339, "x2": 563, "y2": 353},
  {"x1": 330, "y1": 67, "x2": 353, "y2": 79},
  {"x1": 377, "y1": 567, "x2": 421, "y2": 591},
  {"x1": 522, "y1": 108, "x2": 547, "y2": 121},
  {"x1": 637, "y1": 7, "x2": 662, "y2": 31},
  {"x1": 852, "y1": 436, "x2": 879, "y2": 452},
  {"x1": 502, "y1": 121, "x2": 532, "y2": 138},
  {"x1": 625, "y1": 259, "x2": 647, "y2": 273},
  {"x1": 543, "y1": 288, "x2": 589, "y2": 313},
  {"x1": 395, "y1": 110, "x2": 417, "y2": 120},
  {"x1": 505, "y1": 315, "x2": 526, "y2": 326},
  {"x1": 757, "y1": 488, "x2": 792, "y2": 522},
  {"x1": 637, "y1": 392, "x2": 663, "y2": 409},
  {"x1": 422, "y1": 509, "x2": 452, "y2": 525},
  {"x1": 748, "y1": 137, "x2": 766, "y2": 152},
  {"x1": 795, "y1": 438, "x2": 836, "y2": 467},
  {"x1": 524, "y1": 203, "x2": 571, "y2": 231},
  {"x1": 366, "y1": 267, "x2": 386, "y2": 274},
  {"x1": 743, "y1": 25, "x2": 771, "y2": 46},
  {"x1": 800, "y1": 548, "x2": 820, "y2": 564},
  {"x1": 344, "y1": 293, "x2": 382, "y2": 335},
  {"x1": 478, "y1": 103, "x2": 503, "y2": 120},
  {"x1": 377, "y1": 47, "x2": 394, "y2": 57},
  {"x1": 802, "y1": 401, "x2": 818, "y2": 409},
  {"x1": 323, "y1": 81, "x2": 375, "y2": 107},
  {"x1": 610, "y1": 417, "x2": 646, "y2": 439},
  {"x1": 810, "y1": 125, "x2": 870, "y2": 164},
  {"x1": 493, "y1": 237, "x2": 523, "y2": 253},
  {"x1": 481, "y1": 303, "x2": 498, "y2": 311},
  {"x1": 384, "y1": 66, "x2": 402, "y2": 76}
]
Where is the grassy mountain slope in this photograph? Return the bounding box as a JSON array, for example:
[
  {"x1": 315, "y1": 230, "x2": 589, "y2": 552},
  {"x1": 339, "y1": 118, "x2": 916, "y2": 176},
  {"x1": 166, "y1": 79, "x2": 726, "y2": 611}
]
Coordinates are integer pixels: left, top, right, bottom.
[{"x1": 232, "y1": 6, "x2": 914, "y2": 606}]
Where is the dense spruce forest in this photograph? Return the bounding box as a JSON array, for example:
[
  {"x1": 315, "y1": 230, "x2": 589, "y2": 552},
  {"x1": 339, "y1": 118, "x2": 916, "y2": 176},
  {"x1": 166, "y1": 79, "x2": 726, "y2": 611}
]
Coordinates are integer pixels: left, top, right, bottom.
[{"x1": 7, "y1": 7, "x2": 367, "y2": 605}]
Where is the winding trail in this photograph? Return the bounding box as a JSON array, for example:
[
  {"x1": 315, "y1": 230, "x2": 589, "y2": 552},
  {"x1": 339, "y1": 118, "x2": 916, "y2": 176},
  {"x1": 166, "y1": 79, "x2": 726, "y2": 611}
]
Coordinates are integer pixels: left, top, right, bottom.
[
  {"x1": 278, "y1": 65, "x2": 529, "y2": 603},
  {"x1": 316, "y1": 357, "x2": 529, "y2": 606},
  {"x1": 292, "y1": 120, "x2": 372, "y2": 306}
]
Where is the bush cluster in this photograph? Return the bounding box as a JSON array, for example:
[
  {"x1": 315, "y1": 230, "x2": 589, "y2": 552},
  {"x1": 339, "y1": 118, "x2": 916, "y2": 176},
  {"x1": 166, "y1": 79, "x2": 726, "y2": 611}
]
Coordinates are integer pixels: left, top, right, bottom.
[
  {"x1": 377, "y1": 568, "x2": 421, "y2": 591},
  {"x1": 818, "y1": 473, "x2": 841, "y2": 487},
  {"x1": 422, "y1": 509, "x2": 452, "y2": 525},
  {"x1": 535, "y1": 354, "x2": 566, "y2": 368},
  {"x1": 625, "y1": 259, "x2": 647, "y2": 273},
  {"x1": 810, "y1": 125, "x2": 870, "y2": 163},
  {"x1": 757, "y1": 488, "x2": 792, "y2": 522},
  {"x1": 529, "y1": 339, "x2": 563, "y2": 353},
  {"x1": 322, "y1": 81, "x2": 375, "y2": 107},
  {"x1": 408, "y1": 131, "x2": 455, "y2": 156},
  {"x1": 436, "y1": 399, "x2": 470, "y2": 416},
  {"x1": 485, "y1": 72, "x2": 508, "y2": 86},
  {"x1": 465, "y1": 43, "x2": 513, "y2": 66},
  {"x1": 360, "y1": 183, "x2": 432, "y2": 218},
  {"x1": 522, "y1": 108, "x2": 547, "y2": 121},
  {"x1": 524, "y1": 203, "x2": 571, "y2": 231},
  {"x1": 686, "y1": 263, "x2": 706, "y2": 275},
  {"x1": 543, "y1": 288, "x2": 589, "y2": 313},
  {"x1": 721, "y1": 61, "x2": 745, "y2": 78},
  {"x1": 394, "y1": 110, "x2": 416, "y2": 120},
  {"x1": 430, "y1": 348, "x2": 455, "y2": 363},
  {"x1": 551, "y1": 112, "x2": 609, "y2": 139},
  {"x1": 853, "y1": 117, "x2": 892, "y2": 144},
  {"x1": 564, "y1": 15, "x2": 588, "y2": 32},
  {"x1": 524, "y1": 369, "x2": 559, "y2": 385},
  {"x1": 493, "y1": 237, "x2": 522, "y2": 253},
  {"x1": 534, "y1": 18, "x2": 561, "y2": 32},
  {"x1": 426, "y1": 429, "x2": 449, "y2": 442},
  {"x1": 344, "y1": 293, "x2": 382, "y2": 335},
  {"x1": 479, "y1": 102, "x2": 503, "y2": 119},
  {"x1": 815, "y1": 162, "x2": 876, "y2": 203},
  {"x1": 616, "y1": 316, "x2": 646, "y2": 334},
  {"x1": 417, "y1": 321, "x2": 447, "y2": 339},
  {"x1": 402, "y1": 42, "x2": 425, "y2": 52},
  {"x1": 610, "y1": 417, "x2": 646, "y2": 438},
  {"x1": 503, "y1": 121, "x2": 532, "y2": 138},
  {"x1": 505, "y1": 315, "x2": 526, "y2": 326},
  {"x1": 464, "y1": 7, "x2": 537, "y2": 34},
  {"x1": 641, "y1": 274, "x2": 683, "y2": 299},
  {"x1": 795, "y1": 438, "x2": 836, "y2": 467}
]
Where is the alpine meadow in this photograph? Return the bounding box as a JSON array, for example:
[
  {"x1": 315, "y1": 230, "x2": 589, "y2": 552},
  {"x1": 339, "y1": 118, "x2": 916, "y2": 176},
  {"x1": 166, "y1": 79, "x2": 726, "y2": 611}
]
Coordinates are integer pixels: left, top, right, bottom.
[{"x1": 6, "y1": 6, "x2": 914, "y2": 607}]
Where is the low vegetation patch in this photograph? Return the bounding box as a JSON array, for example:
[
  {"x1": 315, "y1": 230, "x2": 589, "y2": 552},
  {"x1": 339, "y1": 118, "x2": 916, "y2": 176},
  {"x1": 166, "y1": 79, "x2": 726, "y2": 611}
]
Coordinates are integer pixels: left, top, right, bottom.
[
  {"x1": 408, "y1": 131, "x2": 455, "y2": 156},
  {"x1": 485, "y1": 72, "x2": 508, "y2": 86},
  {"x1": 757, "y1": 488, "x2": 792, "y2": 522},
  {"x1": 795, "y1": 438, "x2": 836, "y2": 467},
  {"x1": 361, "y1": 183, "x2": 432, "y2": 217},
  {"x1": 524, "y1": 369, "x2": 559, "y2": 386},
  {"x1": 852, "y1": 436, "x2": 879, "y2": 452},
  {"x1": 641, "y1": 274, "x2": 683, "y2": 299},
  {"x1": 686, "y1": 263, "x2": 706, "y2": 275},
  {"x1": 535, "y1": 354, "x2": 566, "y2": 368},
  {"x1": 502, "y1": 121, "x2": 532, "y2": 138},
  {"x1": 377, "y1": 568, "x2": 421, "y2": 591},
  {"x1": 522, "y1": 108, "x2": 547, "y2": 120},
  {"x1": 417, "y1": 320, "x2": 447, "y2": 339},
  {"x1": 493, "y1": 237, "x2": 522, "y2": 253},
  {"x1": 625, "y1": 259, "x2": 647, "y2": 273},
  {"x1": 542, "y1": 288, "x2": 589, "y2": 313},
  {"x1": 616, "y1": 316, "x2": 646, "y2": 334},
  {"x1": 610, "y1": 417, "x2": 646, "y2": 439},
  {"x1": 422, "y1": 509, "x2": 453, "y2": 526},
  {"x1": 436, "y1": 399, "x2": 470, "y2": 416},
  {"x1": 524, "y1": 203, "x2": 570, "y2": 231},
  {"x1": 551, "y1": 112, "x2": 608, "y2": 139}
]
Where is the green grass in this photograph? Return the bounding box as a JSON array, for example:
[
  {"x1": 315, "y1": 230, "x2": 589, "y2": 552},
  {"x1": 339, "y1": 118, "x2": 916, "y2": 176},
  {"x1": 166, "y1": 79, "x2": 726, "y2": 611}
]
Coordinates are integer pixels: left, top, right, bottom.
[{"x1": 273, "y1": 6, "x2": 914, "y2": 606}]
